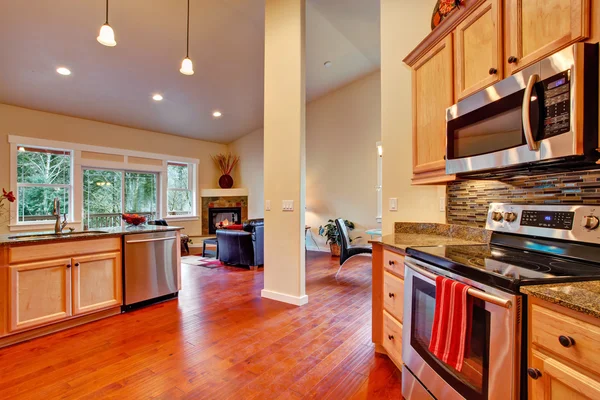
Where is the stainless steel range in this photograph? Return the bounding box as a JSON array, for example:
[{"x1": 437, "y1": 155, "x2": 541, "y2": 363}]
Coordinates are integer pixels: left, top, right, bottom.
[{"x1": 402, "y1": 203, "x2": 600, "y2": 400}]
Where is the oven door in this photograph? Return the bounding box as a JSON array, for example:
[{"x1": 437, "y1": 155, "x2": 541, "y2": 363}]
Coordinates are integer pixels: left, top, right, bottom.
[{"x1": 402, "y1": 257, "x2": 521, "y2": 400}]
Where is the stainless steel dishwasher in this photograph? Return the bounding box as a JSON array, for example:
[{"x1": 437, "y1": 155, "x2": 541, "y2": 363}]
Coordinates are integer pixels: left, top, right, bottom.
[{"x1": 123, "y1": 231, "x2": 178, "y2": 309}]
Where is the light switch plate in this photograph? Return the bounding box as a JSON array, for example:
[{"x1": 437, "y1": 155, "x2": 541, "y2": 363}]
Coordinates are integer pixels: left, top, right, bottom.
[
  {"x1": 265, "y1": 200, "x2": 271, "y2": 211},
  {"x1": 389, "y1": 198, "x2": 398, "y2": 211},
  {"x1": 282, "y1": 200, "x2": 294, "y2": 211}
]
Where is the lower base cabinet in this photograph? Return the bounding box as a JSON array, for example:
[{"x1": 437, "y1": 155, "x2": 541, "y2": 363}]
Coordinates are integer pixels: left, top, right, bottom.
[
  {"x1": 528, "y1": 298, "x2": 600, "y2": 399},
  {"x1": 9, "y1": 258, "x2": 72, "y2": 332},
  {"x1": 72, "y1": 252, "x2": 122, "y2": 315}
]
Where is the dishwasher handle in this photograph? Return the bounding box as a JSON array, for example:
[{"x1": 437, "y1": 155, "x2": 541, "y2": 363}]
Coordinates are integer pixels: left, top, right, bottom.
[{"x1": 125, "y1": 237, "x2": 176, "y2": 244}]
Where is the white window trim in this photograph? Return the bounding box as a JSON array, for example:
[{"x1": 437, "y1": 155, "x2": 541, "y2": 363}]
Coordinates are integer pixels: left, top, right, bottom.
[
  {"x1": 376, "y1": 141, "x2": 383, "y2": 223},
  {"x1": 8, "y1": 136, "x2": 200, "y2": 231}
]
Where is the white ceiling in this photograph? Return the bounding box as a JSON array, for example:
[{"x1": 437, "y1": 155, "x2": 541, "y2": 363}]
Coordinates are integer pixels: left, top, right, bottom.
[{"x1": 0, "y1": 0, "x2": 380, "y2": 143}]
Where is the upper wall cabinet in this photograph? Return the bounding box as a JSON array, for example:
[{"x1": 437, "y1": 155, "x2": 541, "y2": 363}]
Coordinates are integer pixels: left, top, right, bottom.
[
  {"x1": 504, "y1": 0, "x2": 591, "y2": 74},
  {"x1": 411, "y1": 36, "x2": 456, "y2": 185},
  {"x1": 454, "y1": 0, "x2": 503, "y2": 100}
]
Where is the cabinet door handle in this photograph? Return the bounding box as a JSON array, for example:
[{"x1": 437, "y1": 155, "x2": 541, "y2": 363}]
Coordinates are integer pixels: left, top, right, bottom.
[
  {"x1": 388, "y1": 260, "x2": 395, "y2": 266},
  {"x1": 74, "y1": 262, "x2": 80, "y2": 267},
  {"x1": 388, "y1": 335, "x2": 394, "y2": 340},
  {"x1": 388, "y1": 292, "x2": 395, "y2": 298},
  {"x1": 66, "y1": 264, "x2": 71, "y2": 268},
  {"x1": 527, "y1": 368, "x2": 542, "y2": 380},
  {"x1": 489, "y1": 67, "x2": 497, "y2": 75},
  {"x1": 508, "y1": 56, "x2": 518, "y2": 64},
  {"x1": 559, "y1": 335, "x2": 575, "y2": 348}
]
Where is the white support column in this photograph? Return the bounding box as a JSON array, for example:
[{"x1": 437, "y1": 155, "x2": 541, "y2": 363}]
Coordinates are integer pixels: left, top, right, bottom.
[{"x1": 261, "y1": 0, "x2": 307, "y2": 306}]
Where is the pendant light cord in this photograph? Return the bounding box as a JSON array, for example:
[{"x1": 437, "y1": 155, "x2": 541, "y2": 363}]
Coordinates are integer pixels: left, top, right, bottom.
[
  {"x1": 186, "y1": 0, "x2": 190, "y2": 57},
  {"x1": 105, "y1": 0, "x2": 109, "y2": 24}
]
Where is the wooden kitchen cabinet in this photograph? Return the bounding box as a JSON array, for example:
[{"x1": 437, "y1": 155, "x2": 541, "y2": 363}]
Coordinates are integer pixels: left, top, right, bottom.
[
  {"x1": 72, "y1": 252, "x2": 122, "y2": 315},
  {"x1": 9, "y1": 258, "x2": 72, "y2": 332},
  {"x1": 454, "y1": 0, "x2": 503, "y2": 99},
  {"x1": 528, "y1": 298, "x2": 600, "y2": 400},
  {"x1": 504, "y1": 0, "x2": 590, "y2": 74},
  {"x1": 410, "y1": 36, "x2": 456, "y2": 185}
]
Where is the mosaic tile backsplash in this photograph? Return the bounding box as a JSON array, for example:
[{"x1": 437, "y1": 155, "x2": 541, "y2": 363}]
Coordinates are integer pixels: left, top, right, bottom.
[{"x1": 447, "y1": 169, "x2": 600, "y2": 228}]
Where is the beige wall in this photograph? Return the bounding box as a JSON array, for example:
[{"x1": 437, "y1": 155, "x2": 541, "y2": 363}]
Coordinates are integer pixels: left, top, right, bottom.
[
  {"x1": 0, "y1": 104, "x2": 227, "y2": 236},
  {"x1": 229, "y1": 128, "x2": 264, "y2": 219},
  {"x1": 380, "y1": 0, "x2": 446, "y2": 235},
  {"x1": 229, "y1": 71, "x2": 382, "y2": 250}
]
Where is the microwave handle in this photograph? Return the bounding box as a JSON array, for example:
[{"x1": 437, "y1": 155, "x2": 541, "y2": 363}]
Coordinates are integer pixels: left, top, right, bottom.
[{"x1": 522, "y1": 74, "x2": 541, "y2": 151}]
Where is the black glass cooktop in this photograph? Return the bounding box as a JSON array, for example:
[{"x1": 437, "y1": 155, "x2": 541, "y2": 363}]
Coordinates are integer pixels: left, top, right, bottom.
[{"x1": 407, "y1": 244, "x2": 600, "y2": 292}]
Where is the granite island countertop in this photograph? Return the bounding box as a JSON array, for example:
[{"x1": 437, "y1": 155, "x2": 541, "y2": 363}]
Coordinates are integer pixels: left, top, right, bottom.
[
  {"x1": 521, "y1": 281, "x2": 600, "y2": 319},
  {"x1": 370, "y1": 222, "x2": 491, "y2": 254},
  {"x1": 0, "y1": 225, "x2": 183, "y2": 247}
]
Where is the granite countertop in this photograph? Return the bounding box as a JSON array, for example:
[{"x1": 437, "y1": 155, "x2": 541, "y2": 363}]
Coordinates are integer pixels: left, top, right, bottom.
[
  {"x1": 521, "y1": 281, "x2": 600, "y2": 319},
  {"x1": 0, "y1": 225, "x2": 183, "y2": 247},
  {"x1": 370, "y1": 222, "x2": 491, "y2": 253}
]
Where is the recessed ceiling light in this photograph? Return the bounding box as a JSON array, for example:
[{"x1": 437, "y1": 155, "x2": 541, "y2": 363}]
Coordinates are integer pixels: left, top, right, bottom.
[
  {"x1": 324, "y1": 61, "x2": 332, "y2": 68},
  {"x1": 56, "y1": 67, "x2": 71, "y2": 76},
  {"x1": 152, "y1": 94, "x2": 163, "y2": 101},
  {"x1": 212, "y1": 111, "x2": 222, "y2": 118}
]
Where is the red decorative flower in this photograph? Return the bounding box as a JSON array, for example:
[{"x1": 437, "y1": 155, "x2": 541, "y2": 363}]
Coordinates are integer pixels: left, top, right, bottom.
[{"x1": 2, "y1": 188, "x2": 15, "y2": 203}]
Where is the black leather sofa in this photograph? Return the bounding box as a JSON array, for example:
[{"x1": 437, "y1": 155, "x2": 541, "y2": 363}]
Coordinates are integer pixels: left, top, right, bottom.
[{"x1": 216, "y1": 219, "x2": 264, "y2": 268}]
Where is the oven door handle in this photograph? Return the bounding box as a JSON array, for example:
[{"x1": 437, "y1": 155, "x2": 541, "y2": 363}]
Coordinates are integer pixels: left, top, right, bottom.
[
  {"x1": 405, "y1": 261, "x2": 513, "y2": 309},
  {"x1": 522, "y1": 73, "x2": 540, "y2": 152}
]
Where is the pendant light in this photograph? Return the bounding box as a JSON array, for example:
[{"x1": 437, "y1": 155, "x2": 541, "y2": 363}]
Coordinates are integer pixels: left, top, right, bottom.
[
  {"x1": 97, "y1": 0, "x2": 117, "y2": 47},
  {"x1": 180, "y1": 0, "x2": 194, "y2": 75}
]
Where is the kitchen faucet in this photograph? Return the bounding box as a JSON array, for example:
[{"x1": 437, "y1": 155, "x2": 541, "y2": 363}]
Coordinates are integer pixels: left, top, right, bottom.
[{"x1": 52, "y1": 197, "x2": 68, "y2": 234}]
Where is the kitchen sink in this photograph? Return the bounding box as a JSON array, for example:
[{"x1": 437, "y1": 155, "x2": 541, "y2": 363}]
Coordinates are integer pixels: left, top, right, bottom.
[{"x1": 8, "y1": 231, "x2": 109, "y2": 240}]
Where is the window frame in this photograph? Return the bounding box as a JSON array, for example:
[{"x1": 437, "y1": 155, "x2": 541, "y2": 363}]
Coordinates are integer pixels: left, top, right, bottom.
[
  {"x1": 14, "y1": 145, "x2": 74, "y2": 227},
  {"x1": 166, "y1": 161, "x2": 196, "y2": 219},
  {"x1": 8, "y1": 135, "x2": 199, "y2": 232}
]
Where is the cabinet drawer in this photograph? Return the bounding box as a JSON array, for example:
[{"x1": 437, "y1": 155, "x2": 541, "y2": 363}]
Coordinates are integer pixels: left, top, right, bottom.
[
  {"x1": 9, "y1": 238, "x2": 121, "y2": 264},
  {"x1": 383, "y1": 271, "x2": 404, "y2": 322},
  {"x1": 383, "y1": 310, "x2": 403, "y2": 366},
  {"x1": 531, "y1": 304, "x2": 600, "y2": 374},
  {"x1": 384, "y1": 250, "x2": 405, "y2": 278}
]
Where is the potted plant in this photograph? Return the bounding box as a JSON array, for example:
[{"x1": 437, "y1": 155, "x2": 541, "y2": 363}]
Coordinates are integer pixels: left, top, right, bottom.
[{"x1": 319, "y1": 219, "x2": 358, "y2": 257}]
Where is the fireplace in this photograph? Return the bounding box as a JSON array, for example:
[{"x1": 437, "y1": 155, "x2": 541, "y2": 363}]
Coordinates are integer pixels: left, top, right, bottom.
[{"x1": 208, "y1": 207, "x2": 242, "y2": 234}]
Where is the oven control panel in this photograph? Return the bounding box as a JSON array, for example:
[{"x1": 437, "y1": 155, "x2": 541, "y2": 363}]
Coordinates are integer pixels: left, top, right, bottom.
[
  {"x1": 521, "y1": 210, "x2": 574, "y2": 230},
  {"x1": 486, "y1": 203, "x2": 600, "y2": 245}
]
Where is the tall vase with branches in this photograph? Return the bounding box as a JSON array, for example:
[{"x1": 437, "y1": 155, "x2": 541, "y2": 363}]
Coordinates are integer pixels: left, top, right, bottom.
[
  {"x1": 211, "y1": 153, "x2": 240, "y2": 189},
  {"x1": 0, "y1": 188, "x2": 16, "y2": 224}
]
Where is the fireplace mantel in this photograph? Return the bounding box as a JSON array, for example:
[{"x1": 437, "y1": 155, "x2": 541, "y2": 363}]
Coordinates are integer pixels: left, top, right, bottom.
[{"x1": 200, "y1": 188, "x2": 249, "y2": 197}]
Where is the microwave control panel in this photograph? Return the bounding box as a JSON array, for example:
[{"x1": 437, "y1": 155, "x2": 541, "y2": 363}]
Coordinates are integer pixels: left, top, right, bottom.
[{"x1": 542, "y1": 71, "x2": 571, "y2": 138}]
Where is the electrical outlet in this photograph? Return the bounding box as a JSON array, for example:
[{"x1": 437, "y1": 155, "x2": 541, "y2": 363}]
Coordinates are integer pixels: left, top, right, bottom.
[
  {"x1": 265, "y1": 200, "x2": 271, "y2": 211},
  {"x1": 282, "y1": 200, "x2": 294, "y2": 211},
  {"x1": 389, "y1": 198, "x2": 398, "y2": 211},
  {"x1": 439, "y1": 197, "x2": 446, "y2": 212}
]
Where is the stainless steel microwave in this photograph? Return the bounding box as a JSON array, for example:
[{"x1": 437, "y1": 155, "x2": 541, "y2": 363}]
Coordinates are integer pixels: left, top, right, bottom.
[{"x1": 446, "y1": 43, "x2": 599, "y2": 178}]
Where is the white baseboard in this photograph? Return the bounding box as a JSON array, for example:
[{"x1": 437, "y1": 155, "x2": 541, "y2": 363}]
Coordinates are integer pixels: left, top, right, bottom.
[
  {"x1": 306, "y1": 245, "x2": 330, "y2": 253},
  {"x1": 261, "y1": 289, "x2": 308, "y2": 306}
]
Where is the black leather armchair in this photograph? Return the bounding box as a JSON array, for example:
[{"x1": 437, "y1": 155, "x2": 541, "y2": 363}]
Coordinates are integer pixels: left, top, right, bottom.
[
  {"x1": 335, "y1": 218, "x2": 372, "y2": 277},
  {"x1": 216, "y1": 219, "x2": 264, "y2": 269}
]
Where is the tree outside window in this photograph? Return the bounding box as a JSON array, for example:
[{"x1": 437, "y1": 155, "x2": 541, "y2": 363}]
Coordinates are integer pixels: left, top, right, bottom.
[
  {"x1": 167, "y1": 162, "x2": 193, "y2": 216},
  {"x1": 16, "y1": 146, "x2": 72, "y2": 223}
]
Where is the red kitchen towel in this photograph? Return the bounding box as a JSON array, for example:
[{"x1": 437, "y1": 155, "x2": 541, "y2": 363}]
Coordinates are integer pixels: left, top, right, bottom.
[{"x1": 428, "y1": 276, "x2": 473, "y2": 371}]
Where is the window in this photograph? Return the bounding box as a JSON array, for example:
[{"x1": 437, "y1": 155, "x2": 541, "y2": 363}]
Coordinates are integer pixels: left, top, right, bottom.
[
  {"x1": 16, "y1": 146, "x2": 72, "y2": 223},
  {"x1": 167, "y1": 162, "x2": 194, "y2": 216},
  {"x1": 83, "y1": 169, "x2": 158, "y2": 228}
]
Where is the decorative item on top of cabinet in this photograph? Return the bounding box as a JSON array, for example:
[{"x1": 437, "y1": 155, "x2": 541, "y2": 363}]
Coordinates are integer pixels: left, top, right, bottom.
[
  {"x1": 432, "y1": 0, "x2": 467, "y2": 30},
  {"x1": 504, "y1": 0, "x2": 591, "y2": 75},
  {"x1": 454, "y1": 0, "x2": 503, "y2": 99},
  {"x1": 409, "y1": 35, "x2": 457, "y2": 185}
]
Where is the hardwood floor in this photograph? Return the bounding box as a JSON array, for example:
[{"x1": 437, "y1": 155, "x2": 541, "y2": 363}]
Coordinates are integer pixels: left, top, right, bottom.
[{"x1": 0, "y1": 252, "x2": 401, "y2": 399}]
